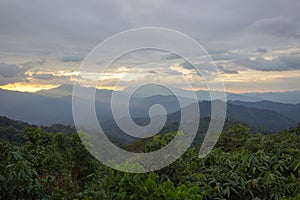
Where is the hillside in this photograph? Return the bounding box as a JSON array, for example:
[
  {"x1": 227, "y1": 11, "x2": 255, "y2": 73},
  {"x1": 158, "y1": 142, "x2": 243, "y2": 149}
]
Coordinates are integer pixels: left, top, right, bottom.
[
  {"x1": 0, "y1": 116, "x2": 75, "y2": 144},
  {"x1": 1, "y1": 119, "x2": 299, "y2": 199}
]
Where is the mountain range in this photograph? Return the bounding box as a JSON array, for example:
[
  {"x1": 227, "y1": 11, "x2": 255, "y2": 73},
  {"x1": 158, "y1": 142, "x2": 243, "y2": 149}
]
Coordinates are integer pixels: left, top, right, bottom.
[
  {"x1": 0, "y1": 84, "x2": 299, "y2": 133},
  {"x1": 37, "y1": 84, "x2": 300, "y2": 104}
]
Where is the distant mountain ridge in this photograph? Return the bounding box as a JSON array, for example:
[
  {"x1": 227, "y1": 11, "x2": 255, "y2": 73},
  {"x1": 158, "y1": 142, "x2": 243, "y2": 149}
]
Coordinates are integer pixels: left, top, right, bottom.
[
  {"x1": 37, "y1": 84, "x2": 300, "y2": 103},
  {"x1": 242, "y1": 91, "x2": 300, "y2": 104},
  {"x1": 0, "y1": 86, "x2": 299, "y2": 132},
  {"x1": 229, "y1": 100, "x2": 300, "y2": 122},
  {"x1": 163, "y1": 100, "x2": 297, "y2": 132}
]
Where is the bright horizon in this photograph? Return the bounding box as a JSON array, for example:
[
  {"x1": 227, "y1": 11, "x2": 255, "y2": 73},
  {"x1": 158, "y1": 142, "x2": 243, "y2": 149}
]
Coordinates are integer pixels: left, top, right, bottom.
[{"x1": 1, "y1": 82, "x2": 299, "y2": 94}]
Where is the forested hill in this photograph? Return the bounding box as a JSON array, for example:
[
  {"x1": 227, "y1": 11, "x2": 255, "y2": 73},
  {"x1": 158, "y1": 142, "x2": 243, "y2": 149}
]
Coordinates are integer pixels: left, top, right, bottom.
[
  {"x1": 0, "y1": 116, "x2": 36, "y2": 130},
  {"x1": 0, "y1": 116, "x2": 75, "y2": 144},
  {"x1": 0, "y1": 116, "x2": 35, "y2": 144},
  {"x1": 0, "y1": 114, "x2": 298, "y2": 146},
  {"x1": 1, "y1": 116, "x2": 299, "y2": 199}
]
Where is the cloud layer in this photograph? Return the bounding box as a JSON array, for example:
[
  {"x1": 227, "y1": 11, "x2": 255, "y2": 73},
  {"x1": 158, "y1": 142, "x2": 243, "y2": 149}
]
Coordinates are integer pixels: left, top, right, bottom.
[{"x1": 0, "y1": 0, "x2": 300, "y2": 92}]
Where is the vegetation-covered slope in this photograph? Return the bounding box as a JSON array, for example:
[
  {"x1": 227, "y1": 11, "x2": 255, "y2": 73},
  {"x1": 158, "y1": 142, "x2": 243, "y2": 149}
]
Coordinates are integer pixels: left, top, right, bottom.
[{"x1": 0, "y1": 118, "x2": 299, "y2": 199}]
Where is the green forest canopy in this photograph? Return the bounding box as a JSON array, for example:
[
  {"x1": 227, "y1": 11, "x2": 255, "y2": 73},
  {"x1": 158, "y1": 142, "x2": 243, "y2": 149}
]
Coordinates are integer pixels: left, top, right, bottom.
[{"x1": 0, "y1": 117, "x2": 300, "y2": 199}]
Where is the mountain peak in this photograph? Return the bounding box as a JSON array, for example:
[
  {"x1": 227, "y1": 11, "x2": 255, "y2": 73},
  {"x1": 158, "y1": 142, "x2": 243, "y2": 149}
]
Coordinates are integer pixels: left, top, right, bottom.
[{"x1": 36, "y1": 84, "x2": 74, "y2": 97}]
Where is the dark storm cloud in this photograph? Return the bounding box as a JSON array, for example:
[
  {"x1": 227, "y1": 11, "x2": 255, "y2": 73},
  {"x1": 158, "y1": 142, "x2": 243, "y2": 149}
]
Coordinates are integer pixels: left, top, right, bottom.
[{"x1": 236, "y1": 55, "x2": 300, "y2": 71}]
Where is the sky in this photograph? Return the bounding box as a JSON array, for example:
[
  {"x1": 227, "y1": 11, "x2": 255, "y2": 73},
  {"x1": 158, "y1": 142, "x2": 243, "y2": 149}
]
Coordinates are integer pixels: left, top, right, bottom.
[{"x1": 0, "y1": 0, "x2": 300, "y2": 93}]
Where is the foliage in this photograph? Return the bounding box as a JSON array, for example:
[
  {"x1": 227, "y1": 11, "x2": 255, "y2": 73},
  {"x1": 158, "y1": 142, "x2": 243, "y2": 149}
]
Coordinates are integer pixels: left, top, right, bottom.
[{"x1": 0, "y1": 120, "x2": 300, "y2": 199}]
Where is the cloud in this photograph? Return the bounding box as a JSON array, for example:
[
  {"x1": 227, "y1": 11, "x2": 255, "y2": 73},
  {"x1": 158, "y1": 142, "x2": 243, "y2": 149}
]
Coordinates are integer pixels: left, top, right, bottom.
[
  {"x1": 146, "y1": 70, "x2": 159, "y2": 74},
  {"x1": 208, "y1": 49, "x2": 237, "y2": 61},
  {"x1": 0, "y1": 59, "x2": 46, "y2": 85},
  {"x1": 29, "y1": 71, "x2": 78, "y2": 85},
  {"x1": 249, "y1": 16, "x2": 300, "y2": 38},
  {"x1": 61, "y1": 56, "x2": 83, "y2": 62},
  {"x1": 181, "y1": 61, "x2": 217, "y2": 72},
  {"x1": 1, "y1": 0, "x2": 299, "y2": 58},
  {"x1": 166, "y1": 69, "x2": 183, "y2": 76},
  {"x1": 0, "y1": 63, "x2": 27, "y2": 77},
  {"x1": 0, "y1": 62, "x2": 33, "y2": 85},
  {"x1": 219, "y1": 65, "x2": 238, "y2": 74},
  {"x1": 181, "y1": 61, "x2": 196, "y2": 70},
  {"x1": 211, "y1": 53, "x2": 236, "y2": 61},
  {"x1": 256, "y1": 48, "x2": 268, "y2": 53},
  {"x1": 1, "y1": 1, "x2": 300, "y2": 92},
  {"x1": 236, "y1": 55, "x2": 300, "y2": 71},
  {"x1": 180, "y1": 61, "x2": 238, "y2": 74},
  {"x1": 32, "y1": 73, "x2": 55, "y2": 80},
  {"x1": 162, "y1": 53, "x2": 181, "y2": 60}
]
